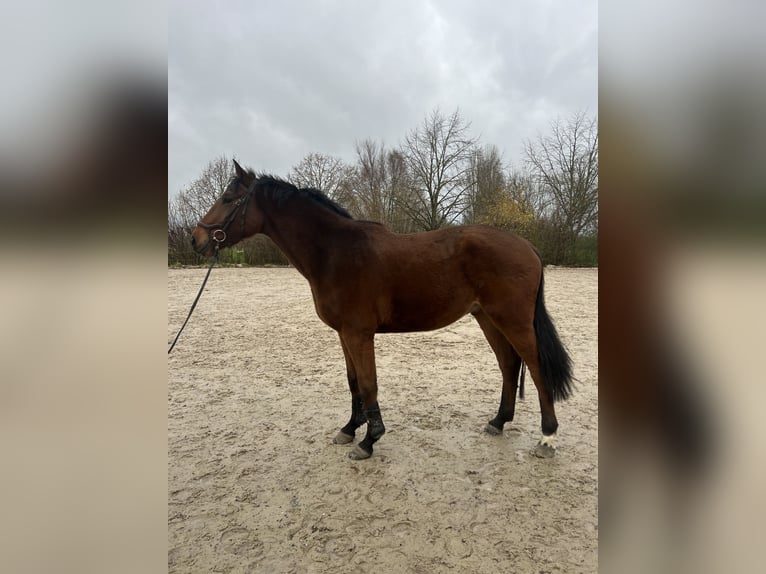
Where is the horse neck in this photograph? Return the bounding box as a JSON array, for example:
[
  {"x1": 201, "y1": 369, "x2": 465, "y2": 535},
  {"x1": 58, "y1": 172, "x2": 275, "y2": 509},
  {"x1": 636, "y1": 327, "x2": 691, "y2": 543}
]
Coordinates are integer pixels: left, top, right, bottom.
[{"x1": 257, "y1": 196, "x2": 349, "y2": 282}]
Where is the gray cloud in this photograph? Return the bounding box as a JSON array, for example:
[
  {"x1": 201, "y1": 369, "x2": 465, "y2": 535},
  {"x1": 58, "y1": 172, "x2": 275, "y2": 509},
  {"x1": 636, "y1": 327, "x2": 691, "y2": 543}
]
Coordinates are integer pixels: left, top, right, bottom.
[{"x1": 169, "y1": 0, "x2": 597, "y2": 196}]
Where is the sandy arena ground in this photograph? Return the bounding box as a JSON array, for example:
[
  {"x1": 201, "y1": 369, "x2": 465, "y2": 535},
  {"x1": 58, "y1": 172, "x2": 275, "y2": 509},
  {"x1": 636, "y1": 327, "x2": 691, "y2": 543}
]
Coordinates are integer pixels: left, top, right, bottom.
[{"x1": 168, "y1": 266, "x2": 597, "y2": 573}]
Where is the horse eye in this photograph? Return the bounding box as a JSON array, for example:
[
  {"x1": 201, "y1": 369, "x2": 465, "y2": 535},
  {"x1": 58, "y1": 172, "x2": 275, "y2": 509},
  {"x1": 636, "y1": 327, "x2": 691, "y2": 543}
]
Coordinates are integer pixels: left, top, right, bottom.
[{"x1": 222, "y1": 196, "x2": 233, "y2": 204}]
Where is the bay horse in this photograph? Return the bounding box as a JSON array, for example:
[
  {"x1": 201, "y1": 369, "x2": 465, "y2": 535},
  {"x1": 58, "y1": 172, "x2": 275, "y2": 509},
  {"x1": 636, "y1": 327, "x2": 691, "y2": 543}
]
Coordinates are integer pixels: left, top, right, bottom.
[{"x1": 191, "y1": 160, "x2": 572, "y2": 460}]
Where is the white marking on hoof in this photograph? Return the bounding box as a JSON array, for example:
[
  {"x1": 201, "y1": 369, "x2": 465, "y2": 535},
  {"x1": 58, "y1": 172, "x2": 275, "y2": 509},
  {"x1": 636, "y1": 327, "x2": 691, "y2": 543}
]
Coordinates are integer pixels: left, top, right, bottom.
[
  {"x1": 533, "y1": 433, "x2": 557, "y2": 458},
  {"x1": 484, "y1": 422, "x2": 503, "y2": 435},
  {"x1": 539, "y1": 432, "x2": 556, "y2": 448}
]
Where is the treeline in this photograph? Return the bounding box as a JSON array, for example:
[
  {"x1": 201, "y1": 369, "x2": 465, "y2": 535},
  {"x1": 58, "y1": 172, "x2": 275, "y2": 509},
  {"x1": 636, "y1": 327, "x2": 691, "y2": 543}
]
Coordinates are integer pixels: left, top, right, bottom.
[{"x1": 169, "y1": 108, "x2": 597, "y2": 266}]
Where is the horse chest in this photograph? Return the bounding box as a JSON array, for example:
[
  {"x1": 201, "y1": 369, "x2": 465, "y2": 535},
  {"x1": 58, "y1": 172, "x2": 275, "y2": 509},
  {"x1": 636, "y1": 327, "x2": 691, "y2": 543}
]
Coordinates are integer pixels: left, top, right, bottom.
[{"x1": 310, "y1": 288, "x2": 348, "y2": 330}]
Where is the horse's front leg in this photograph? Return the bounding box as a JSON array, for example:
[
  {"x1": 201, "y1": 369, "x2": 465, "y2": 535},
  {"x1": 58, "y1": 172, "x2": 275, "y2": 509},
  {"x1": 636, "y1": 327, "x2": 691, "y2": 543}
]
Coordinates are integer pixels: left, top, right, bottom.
[
  {"x1": 339, "y1": 330, "x2": 385, "y2": 460},
  {"x1": 333, "y1": 336, "x2": 367, "y2": 444}
]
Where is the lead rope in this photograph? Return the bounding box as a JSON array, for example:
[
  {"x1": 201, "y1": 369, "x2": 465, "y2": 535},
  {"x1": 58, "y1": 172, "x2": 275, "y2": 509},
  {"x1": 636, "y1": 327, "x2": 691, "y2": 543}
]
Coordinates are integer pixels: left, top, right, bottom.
[{"x1": 168, "y1": 243, "x2": 220, "y2": 354}]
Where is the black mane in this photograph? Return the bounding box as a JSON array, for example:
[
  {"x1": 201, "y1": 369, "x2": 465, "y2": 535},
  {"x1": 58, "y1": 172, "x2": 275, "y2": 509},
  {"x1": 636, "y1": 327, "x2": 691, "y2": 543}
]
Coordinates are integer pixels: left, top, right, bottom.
[{"x1": 247, "y1": 171, "x2": 353, "y2": 220}]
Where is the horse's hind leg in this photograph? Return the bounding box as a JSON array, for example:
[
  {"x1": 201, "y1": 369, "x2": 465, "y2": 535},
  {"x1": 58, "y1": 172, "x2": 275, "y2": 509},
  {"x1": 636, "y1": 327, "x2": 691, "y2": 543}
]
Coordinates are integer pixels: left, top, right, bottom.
[
  {"x1": 473, "y1": 309, "x2": 523, "y2": 435},
  {"x1": 507, "y1": 328, "x2": 559, "y2": 457},
  {"x1": 333, "y1": 336, "x2": 367, "y2": 445},
  {"x1": 483, "y1": 311, "x2": 559, "y2": 457}
]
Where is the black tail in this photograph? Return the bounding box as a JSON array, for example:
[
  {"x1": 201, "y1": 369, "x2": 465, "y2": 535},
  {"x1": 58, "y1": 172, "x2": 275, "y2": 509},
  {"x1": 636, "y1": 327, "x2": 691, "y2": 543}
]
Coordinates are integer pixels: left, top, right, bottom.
[{"x1": 533, "y1": 268, "x2": 573, "y2": 402}]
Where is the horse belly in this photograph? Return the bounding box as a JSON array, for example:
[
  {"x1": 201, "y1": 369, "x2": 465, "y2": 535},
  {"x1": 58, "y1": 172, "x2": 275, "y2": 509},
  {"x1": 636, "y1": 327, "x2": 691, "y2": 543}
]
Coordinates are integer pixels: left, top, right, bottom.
[{"x1": 377, "y1": 291, "x2": 475, "y2": 333}]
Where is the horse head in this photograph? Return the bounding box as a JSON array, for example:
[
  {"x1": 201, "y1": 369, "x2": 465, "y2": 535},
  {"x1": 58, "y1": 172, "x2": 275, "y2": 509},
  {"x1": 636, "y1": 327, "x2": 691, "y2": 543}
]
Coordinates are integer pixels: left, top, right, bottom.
[{"x1": 191, "y1": 160, "x2": 264, "y2": 256}]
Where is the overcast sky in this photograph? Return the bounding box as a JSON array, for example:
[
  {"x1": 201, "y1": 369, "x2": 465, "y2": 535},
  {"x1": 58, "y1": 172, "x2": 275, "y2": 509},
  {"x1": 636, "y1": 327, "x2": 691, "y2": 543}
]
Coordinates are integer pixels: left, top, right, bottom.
[{"x1": 169, "y1": 0, "x2": 597, "y2": 197}]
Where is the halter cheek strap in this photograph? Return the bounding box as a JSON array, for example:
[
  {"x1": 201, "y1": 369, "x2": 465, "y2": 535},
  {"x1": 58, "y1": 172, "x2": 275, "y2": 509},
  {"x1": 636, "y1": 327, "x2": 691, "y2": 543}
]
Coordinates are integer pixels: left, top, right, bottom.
[{"x1": 198, "y1": 177, "x2": 258, "y2": 246}]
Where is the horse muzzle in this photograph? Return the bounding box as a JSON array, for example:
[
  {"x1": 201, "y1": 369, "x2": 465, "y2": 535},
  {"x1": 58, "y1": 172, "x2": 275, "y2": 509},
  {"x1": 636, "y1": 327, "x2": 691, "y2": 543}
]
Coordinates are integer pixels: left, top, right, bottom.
[{"x1": 191, "y1": 228, "x2": 227, "y2": 255}]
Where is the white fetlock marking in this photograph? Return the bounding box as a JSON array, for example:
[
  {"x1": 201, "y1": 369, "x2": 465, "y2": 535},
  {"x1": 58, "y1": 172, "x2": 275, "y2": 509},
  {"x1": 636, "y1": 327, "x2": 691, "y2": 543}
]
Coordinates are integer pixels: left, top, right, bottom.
[{"x1": 539, "y1": 433, "x2": 557, "y2": 448}]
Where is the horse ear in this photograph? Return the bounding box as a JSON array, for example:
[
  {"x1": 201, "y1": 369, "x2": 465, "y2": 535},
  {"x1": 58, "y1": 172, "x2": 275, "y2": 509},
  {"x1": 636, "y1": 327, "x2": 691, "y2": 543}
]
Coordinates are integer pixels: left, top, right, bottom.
[{"x1": 233, "y1": 159, "x2": 246, "y2": 178}]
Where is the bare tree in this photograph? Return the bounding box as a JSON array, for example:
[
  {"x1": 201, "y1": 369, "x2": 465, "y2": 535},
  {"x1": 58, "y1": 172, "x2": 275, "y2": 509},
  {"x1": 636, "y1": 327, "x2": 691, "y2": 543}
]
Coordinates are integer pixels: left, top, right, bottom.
[
  {"x1": 464, "y1": 144, "x2": 507, "y2": 224},
  {"x1": 352, "y1": 140, "x2": 418, "y2": 231},
  {"x1": 354, "y1": 139, "x2": 387, "y2": 222},
  {"x1": 400, "y1": 108, "x2": 479, "y2": 230},
  {"x1": 385, "y1": 149, "x2": 419, "y2": 232},
  {"x1": 463, "y1": 154, "x2": 537, "y2": 235},
  {"x1": 176, "y1": 154, "x2": 233, "y2": 223},
  {"x1": 506, "y1": 170, "x2": 544, "y2": 221},
  {"x1": 168, "y1": 196, "x2": 197, "y2": 264},
  {"x1": 524, "y1": 112, "x2": 598, "y2": 261},
  {"x1": 288, "y1": 152, "x2": 350, "y2": 200}
]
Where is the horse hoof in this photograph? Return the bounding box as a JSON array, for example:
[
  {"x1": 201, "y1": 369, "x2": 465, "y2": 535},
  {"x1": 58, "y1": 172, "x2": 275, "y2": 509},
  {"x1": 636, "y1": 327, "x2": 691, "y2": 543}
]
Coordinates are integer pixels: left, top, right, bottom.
[
  {"x1": 333, "y1": 431, "x2": 354, "y2": 445},
  {"x1": 349, "y1": 445, "x2": 372, "y2": 460},
  {"x1": 484, "y1": 422, "x2": 503, "y2": 435},
  {"x1": 533, "y1": 442, "x2": 556, "y2": 458}
]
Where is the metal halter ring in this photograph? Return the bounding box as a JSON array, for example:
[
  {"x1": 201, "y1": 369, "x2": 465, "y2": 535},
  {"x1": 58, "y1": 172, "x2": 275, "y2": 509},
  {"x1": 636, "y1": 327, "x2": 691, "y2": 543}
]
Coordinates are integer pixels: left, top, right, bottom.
[{"x1": 212, "y1": 229, "x2": 227, "y2": 243}]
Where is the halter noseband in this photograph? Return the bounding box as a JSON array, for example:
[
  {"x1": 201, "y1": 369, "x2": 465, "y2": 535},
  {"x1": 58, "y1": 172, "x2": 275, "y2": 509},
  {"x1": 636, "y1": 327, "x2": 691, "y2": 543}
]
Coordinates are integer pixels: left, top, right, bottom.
[{"x1": 197, "y1": 177, "x2": 257, "y2": 250}]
